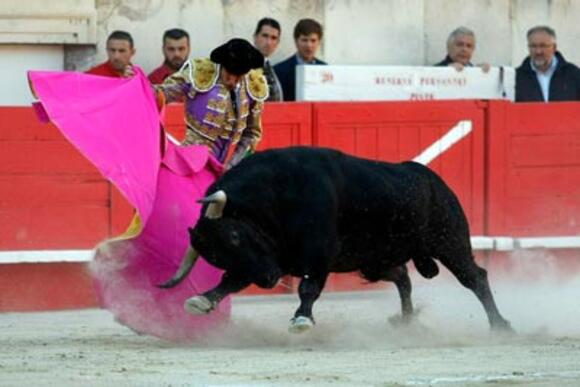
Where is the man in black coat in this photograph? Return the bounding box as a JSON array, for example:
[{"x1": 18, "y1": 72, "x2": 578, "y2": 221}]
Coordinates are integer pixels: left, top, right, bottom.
[
  {"x1": 253, "y1": 18, "x2": 284, "y2": 102},
  {"x1": 273, "y1": 18, "x2": 327, "y2": 101},
  {"x1": 435, "y1": 27, "x2": 490, "y2": 73},
  {"x1": 516, "y1": 25, "x2": 580, "y2": 102}
]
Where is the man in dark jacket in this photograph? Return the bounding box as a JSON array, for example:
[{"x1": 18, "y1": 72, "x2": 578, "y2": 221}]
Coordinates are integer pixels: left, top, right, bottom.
[
  {"x1": 253, "y1": 18, "x2": 284, "y2": 102},
  {"x1": 274, "y1": 18, "x2": 327, "y2": 101},
  {"x1": 435, "y1": 27, "x2": 490, "y2": 72},
  {"x1": 516, "y1": 25, "x2": 580, "y2": 102}
]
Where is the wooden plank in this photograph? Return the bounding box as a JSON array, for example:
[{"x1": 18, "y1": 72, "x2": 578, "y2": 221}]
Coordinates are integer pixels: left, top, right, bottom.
[
  {"x1": 0, "y1": 206, "x2": 109, "y2": 249},
  {"x1": 0, "y1": 107, "x2": 64, "y2": 141},
  {"x1": 0, "y1": 262, "x2": 97, "y2": 311},
  {"x1": 0, "y1": 140, "x2": 99, "y2": 175}
]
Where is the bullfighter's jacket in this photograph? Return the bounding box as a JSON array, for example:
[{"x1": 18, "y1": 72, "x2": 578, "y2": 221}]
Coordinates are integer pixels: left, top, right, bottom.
[{"x1": 155, "y1": 58, "x2": 268, "y2": 162}]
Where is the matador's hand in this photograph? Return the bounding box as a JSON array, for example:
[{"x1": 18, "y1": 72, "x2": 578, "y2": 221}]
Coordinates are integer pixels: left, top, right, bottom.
[{"x1": 122, "y1": 65, "x2": 136, "y2": 78}]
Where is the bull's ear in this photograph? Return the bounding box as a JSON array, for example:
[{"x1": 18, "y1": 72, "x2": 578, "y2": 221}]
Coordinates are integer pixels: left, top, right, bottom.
[{"x1": 198, "y1": 190, "x2": 227, "y2": 219}]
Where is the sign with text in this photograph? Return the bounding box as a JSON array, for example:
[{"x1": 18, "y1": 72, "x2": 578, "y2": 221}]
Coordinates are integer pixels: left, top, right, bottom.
[{"x1": 295, "y1": 65, "x2": 515, "y2": 101}]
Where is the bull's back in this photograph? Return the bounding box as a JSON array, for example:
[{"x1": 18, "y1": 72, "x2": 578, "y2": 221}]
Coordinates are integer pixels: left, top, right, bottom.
[{"x1": 217, "y1": 147, "x2": 470, "y2": 265}]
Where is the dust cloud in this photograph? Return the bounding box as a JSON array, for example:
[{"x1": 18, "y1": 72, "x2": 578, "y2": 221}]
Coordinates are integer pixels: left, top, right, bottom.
[{"x1": 197, "y1": 250, "x2": 580, "y2": 350}]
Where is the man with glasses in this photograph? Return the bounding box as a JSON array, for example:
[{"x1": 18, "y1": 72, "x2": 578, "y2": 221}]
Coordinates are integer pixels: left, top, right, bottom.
[{"x1": 516, "y1": 25, "x2": 580, "y2": 102}]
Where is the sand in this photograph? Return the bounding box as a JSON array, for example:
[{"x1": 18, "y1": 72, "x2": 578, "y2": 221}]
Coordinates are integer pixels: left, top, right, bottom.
[{"x1": 1, "y1": 255, "x2": 580, "y2": 386}]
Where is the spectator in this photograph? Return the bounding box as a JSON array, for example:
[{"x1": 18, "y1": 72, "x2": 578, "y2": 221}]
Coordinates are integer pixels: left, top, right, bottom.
[
  {"x1": 274, "y1": 18, "x2": 327, "y2": 101},
  {"x1": 155, "y1": 38, "x2": 267, "y2": 169},
  {"x1": 515, "y1": 25, "x2": 580, "y2": 102},
  {"x1": 148, "y1": 28, "x2": 191, "y2": 84},
  {"x1": 253, "y1": 18, "x2": 283, "y2": 101},
  {"x1": 435, "y1": 27, "x2": 490, "y2": 72},
  {"x1": 86, "y1": 30, "x2": 136, "y2": 78}
]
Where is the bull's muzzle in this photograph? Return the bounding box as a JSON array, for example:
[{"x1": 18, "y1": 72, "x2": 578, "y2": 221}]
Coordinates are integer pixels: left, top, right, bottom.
[
  {"x1": 198, "y1": 190, "x2": 227, "y2": 219},
  {"x1": 157, "y1": 246, "x2": 200, "y2": 289}
]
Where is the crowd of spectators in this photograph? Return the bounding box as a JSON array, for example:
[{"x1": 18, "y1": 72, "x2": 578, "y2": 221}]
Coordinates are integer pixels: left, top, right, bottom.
[{"x1": 88, "y1": 20, "x2": 580, "y2": 103}]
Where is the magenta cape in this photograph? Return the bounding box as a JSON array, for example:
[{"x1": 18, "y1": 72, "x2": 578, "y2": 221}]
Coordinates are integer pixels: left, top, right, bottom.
[{"x1": 28, "y1": 69, "x2": 230, "y2": 341}]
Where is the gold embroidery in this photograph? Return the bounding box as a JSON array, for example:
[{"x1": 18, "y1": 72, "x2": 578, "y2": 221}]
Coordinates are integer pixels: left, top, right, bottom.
[
  {"x1": 203, "y1": 111, "x2": 225, "y2": 128},
  {"x1": 245, "y1": 69, "x2": 269, "y2": 101},
  {"x1": 192, "y1": 58, "x2": 219, "y2": 92},
  {"x1": 207, "y1": 99, "x2": 226, "y2": 113}
]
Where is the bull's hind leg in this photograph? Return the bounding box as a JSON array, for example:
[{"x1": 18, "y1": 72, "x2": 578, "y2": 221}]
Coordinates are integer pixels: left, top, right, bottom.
[
  {"x1": 290, "y1": 273, "x2": 328, "y2": 333},
  {"x1": 381, "y1": 265, "x2": 414, "y2": 322},
  {"x1": 439, "y1": 254, "x2": 512, "y2": 331}
]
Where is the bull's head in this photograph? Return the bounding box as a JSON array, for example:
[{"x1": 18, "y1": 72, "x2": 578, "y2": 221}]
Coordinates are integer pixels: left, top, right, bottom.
[{"x1": 158, "y1": 189, "x2": 282, "y2": 290}]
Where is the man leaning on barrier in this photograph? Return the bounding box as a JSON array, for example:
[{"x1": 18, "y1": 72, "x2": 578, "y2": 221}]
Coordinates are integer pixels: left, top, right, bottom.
[{"x1": 435, "y1": 27, "x2": 490, "y2": 73}]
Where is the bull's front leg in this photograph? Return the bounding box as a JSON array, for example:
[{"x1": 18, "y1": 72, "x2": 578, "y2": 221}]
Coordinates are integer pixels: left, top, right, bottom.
[
  {"x1": 290, "y1": 273, "x2": 328, "y2": 333},
  {"x1": 184, "y1": 272, "x2": 251, "y2": 315}
]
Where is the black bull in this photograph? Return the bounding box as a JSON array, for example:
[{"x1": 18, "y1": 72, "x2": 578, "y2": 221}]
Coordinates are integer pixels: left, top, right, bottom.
[{"x1": 160, "y1": 146, "x2": 511, "y2": 332}]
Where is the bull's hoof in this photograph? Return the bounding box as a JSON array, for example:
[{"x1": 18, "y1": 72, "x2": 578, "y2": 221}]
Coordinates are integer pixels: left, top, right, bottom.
[
  {"x1": 288, "y1": 316, "x2": 314, "y2": 334},
  {"x1": 184, "y1": 296, "x2": 215, "y2": 315}
]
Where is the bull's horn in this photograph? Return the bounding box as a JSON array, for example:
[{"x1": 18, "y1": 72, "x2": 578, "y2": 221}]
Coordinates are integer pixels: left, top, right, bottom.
[
  {"x1": 198, "y1": 190, "x2": 227, "y2": 219},
  {"x1": 157, "y1": 246, "x2": 200, "y2": 289}
]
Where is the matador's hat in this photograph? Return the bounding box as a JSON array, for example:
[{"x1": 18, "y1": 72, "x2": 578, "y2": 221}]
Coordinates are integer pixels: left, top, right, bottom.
[{"x1": 210, "y1": 38, "x2": 264, "y2": 75}]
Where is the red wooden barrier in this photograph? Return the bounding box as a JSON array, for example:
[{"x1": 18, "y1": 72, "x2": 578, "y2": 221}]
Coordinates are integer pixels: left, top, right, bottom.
[
  {"x1": 486, "y1": 101, "x2": 580, "y2": 236},
  {"x1": 485, "y1": 101, "x2": 580, "y2": 275},
  {"x1": 0, "y1": 107, "x2": 109, "y2": 250},
  {"x1": 2, "y1": 100, "x2": 580, "y2": 311},
  {"x1": 0, "y1": 262, "x2": 96, "y2": 311}
]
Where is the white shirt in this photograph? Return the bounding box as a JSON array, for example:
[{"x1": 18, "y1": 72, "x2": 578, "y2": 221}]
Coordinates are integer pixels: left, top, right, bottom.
[{"x1": 530, "y1": 55, "x2": 559, "y2": 102}]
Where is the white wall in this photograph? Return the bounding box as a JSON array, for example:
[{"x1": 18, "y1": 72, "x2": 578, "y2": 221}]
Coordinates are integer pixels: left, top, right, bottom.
[
  {"x1": 90, "y1": 0, "x2": 325, "y2": 72},
  {"x1": 0, "y1": 45, "x2": 63, "y2": 106},
  {"x1": 325, "y1": 0, "x2": 425, "y2": 65},
  {"x1": 87, "y1": 0, "x2": 580, "y2": 72},
  {"x1": 1, "y1": 0, "x2": 580, "y2": 105}
]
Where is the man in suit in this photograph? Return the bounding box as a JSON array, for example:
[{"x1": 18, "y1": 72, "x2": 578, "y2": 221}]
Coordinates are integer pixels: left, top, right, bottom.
[
  {"x1": 515, "y1": 25, "x2": 580, "y2": 102},
  {"x1": 274, "y1": 18, "x2": 327, "y2": 101},
  {"x1": 253, "y1": 18, "x2": 283, "y2": 101}
]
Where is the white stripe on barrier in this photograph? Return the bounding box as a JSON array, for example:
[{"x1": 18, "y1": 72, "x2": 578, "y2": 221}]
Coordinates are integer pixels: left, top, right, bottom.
[
  {"x1": 0, "y1": 250, "x2": 93, "y2": 264},
  {"x1": 413, "y1": 120, "x2": 473, "y2": 166},
  {"x1": 1, "y1": 236, "x2": 580, "y2": 264},
  {"x1": 517, "y1": 236, "x2": 580, "y2": 250}
]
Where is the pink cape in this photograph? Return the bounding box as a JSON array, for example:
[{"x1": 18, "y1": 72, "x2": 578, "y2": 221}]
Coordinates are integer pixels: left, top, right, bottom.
[{"x1": 28, "y1": 69, "x2": 230, "y2": 341}]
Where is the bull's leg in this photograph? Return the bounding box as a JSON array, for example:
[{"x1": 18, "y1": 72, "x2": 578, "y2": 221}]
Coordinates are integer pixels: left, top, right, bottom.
[
  {"x1": 290, "y1": 273, "x2": 328, "y2": 333},
  {"x1": 439, "y1": 255, "x2": 512, "y2": 332},
  {"x1": 184, "y1": 272, "x2": 251, "y2": 315},
  {"x1": 382, "y1": 265, "x2": 413, "y2": 321}
]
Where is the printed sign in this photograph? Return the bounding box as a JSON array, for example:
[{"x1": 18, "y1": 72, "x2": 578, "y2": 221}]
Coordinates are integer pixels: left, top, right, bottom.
[{"x1": 295, "y1": 65, "x2": 515, "y2": 101}]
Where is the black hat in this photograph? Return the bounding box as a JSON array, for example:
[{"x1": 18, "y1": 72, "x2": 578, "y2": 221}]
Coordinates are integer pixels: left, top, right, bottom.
[{"x1": 210, "y1": 38, "x2": 264, "y2": 75}]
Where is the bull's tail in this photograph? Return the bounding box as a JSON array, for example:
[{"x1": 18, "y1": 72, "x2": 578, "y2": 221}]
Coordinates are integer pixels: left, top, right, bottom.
[
  {"x1": 157, "y1": 247, "x2": 199, "y2": 289},
  {"x1": 413, "y1": 257, "x2": 439, "y2": 279}
]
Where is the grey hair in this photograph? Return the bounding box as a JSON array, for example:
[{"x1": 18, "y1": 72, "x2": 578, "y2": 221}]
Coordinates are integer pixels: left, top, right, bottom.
[
  {"x1": 526, "y1": 25, "x2": 557, "y2": 41},
  {"x1": 447, "y1": 26, "x2": 476, "y2": 47}
]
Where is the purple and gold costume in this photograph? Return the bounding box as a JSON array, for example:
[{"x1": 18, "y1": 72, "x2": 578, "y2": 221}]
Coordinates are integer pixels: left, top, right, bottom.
[{"x1": 156, "y1": 58, "x2": 268, "y2": 163}]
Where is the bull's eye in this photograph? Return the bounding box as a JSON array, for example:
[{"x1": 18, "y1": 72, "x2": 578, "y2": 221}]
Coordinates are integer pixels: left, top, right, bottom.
[{"x1": 230, "y1": 230, "x2": 241, "y2": 247}]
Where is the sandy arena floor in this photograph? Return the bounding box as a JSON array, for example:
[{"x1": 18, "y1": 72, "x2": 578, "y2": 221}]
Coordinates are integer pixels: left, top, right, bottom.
[{"x1": 1, "y1": 256, "x2": 580, "y2": 386}]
